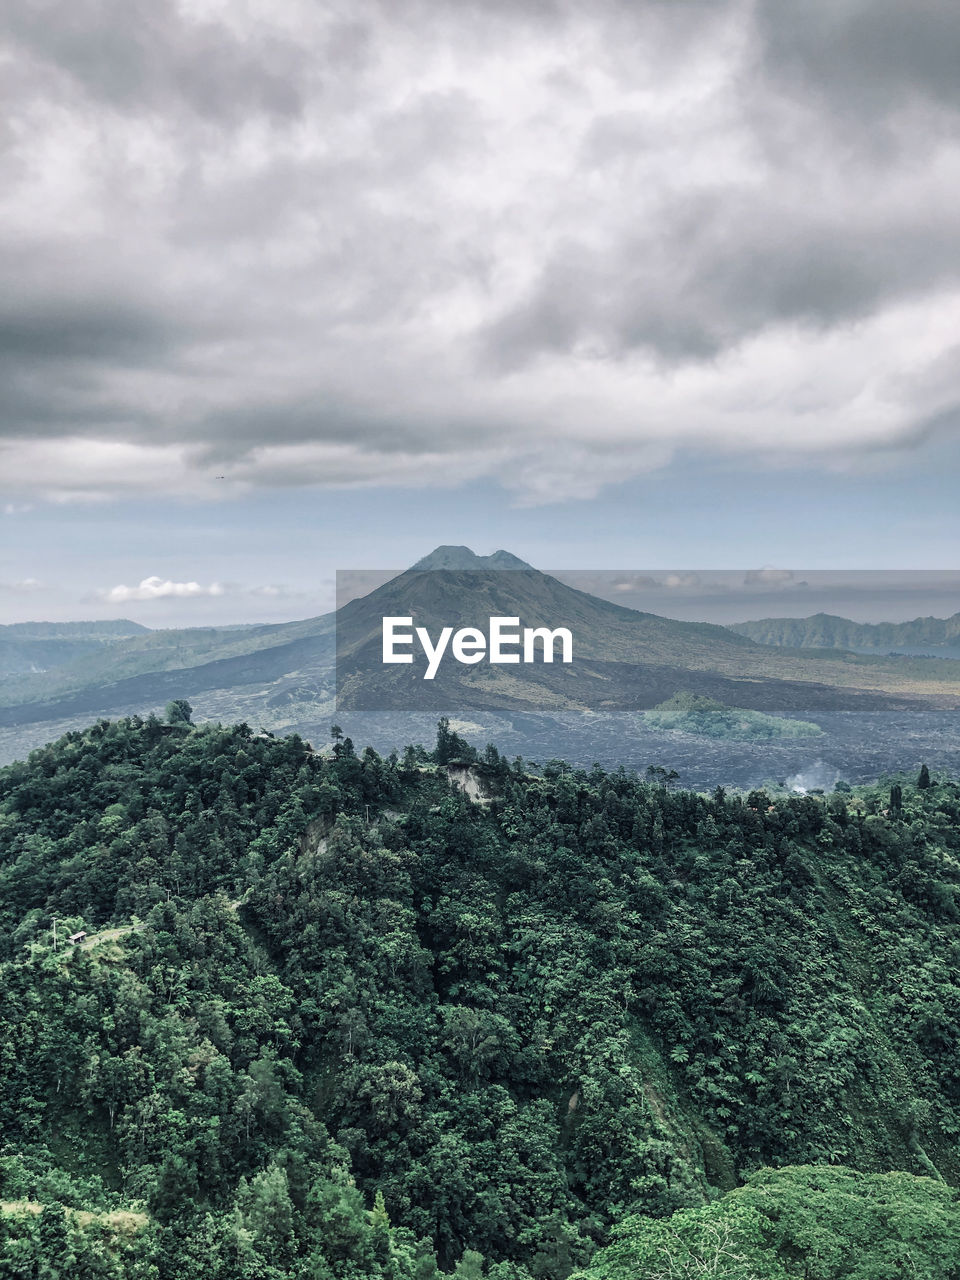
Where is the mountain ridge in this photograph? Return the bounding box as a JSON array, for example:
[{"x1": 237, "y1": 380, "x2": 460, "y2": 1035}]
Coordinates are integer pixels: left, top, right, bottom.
[
  {"x1": 732, "y1": 609, "x2": 960, "y2": 650},
  {"x1": 411, "y1": 545, "x2": 534, "y2": 571},
  {"x1": 0, "y1": 619, "x2": 150, "y2": 637}
]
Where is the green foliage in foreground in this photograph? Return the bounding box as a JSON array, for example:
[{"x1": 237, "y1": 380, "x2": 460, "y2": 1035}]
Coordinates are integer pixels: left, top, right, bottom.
[
  {"x1": 576, "y1": 1165, "x2": 960, "y2": 1279},
  {"x1": 0, "y1": 1194, "x2": 155, "y2": 1280},
  {"x1": 642, "y1": 692, "x2": 822, "y2": 741},
  {"x1": 0, "y1": 716, "x2": 959, "y2": 1278}
]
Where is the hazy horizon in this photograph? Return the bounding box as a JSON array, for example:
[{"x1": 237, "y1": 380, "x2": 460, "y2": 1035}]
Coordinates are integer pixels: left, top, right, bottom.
[{"x1": 4, "y1": 559, "x2": 959, "y2": 630}]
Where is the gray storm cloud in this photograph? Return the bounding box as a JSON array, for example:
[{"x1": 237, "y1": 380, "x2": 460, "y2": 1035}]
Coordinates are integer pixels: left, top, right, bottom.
[{"x1": 1, "y1": 0, "x2": 959, "y2": 504}]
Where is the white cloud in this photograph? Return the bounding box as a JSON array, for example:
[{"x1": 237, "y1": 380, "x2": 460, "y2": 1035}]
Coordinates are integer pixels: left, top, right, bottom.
[
  {"x1": 96, "y1": 577, "x2": 302, "y2": 603},
  {"x1": 0, "y1": 577, "x2": 44, "y2": 593},
  {"x1": 247, "y1": 584, "x2": 302, "y2": 598},
  {"x1": 0, "y1": 439, "x2": 241, "y2": 504},
  {"x1": 1, "y1": 0, "x2": 959, "y2": 505},
  {"x1": 100, "y1": 576, "x2": 226, "y2": 602},
  {"x1": 744, "y1": 568, "x2": 795, "y2": 585}
]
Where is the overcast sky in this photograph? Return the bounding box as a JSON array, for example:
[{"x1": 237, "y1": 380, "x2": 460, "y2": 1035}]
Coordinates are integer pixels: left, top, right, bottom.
[{"x1": 1, "y1": 0, "x2": 959, "y2": 624}]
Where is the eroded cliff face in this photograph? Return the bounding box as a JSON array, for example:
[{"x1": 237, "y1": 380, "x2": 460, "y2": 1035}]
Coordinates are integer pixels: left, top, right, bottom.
[{"x1": 445, "y1": 764, "x2": 492, "y2": 804}]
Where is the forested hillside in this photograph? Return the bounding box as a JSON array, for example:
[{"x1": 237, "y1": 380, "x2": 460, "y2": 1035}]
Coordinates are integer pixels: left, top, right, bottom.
[
  {"x1": 0, "y1": 620, "x2": 149, "y2": 680},
  {"x1": 1, "y1": 712, "x2": 959, "y2": 1277}
]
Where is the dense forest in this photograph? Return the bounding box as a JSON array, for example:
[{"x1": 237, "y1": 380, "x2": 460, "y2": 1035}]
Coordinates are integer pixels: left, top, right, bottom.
[{"x1": 1, "y1": 708, "x2": 959, "y2": 1277}]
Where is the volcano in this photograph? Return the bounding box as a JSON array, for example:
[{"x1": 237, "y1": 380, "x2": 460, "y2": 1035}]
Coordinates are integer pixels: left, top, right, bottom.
[{"x1": 0, "y1": 547, "x2": 956, "y2": 765}]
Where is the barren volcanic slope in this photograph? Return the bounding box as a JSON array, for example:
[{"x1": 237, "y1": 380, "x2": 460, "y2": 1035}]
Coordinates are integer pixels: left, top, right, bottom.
[{"x1": 0, "y1": 547, "x2": 958, "y2": 765}]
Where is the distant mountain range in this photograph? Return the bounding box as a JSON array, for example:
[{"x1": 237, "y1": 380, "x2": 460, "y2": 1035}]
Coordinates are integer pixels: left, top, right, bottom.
[
  {"x1": 731, "y1": 611, "x2": 960, "y2": 651},
  {"x1": 0, "y1": 547, "x2": 958, "y2": 766}
]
